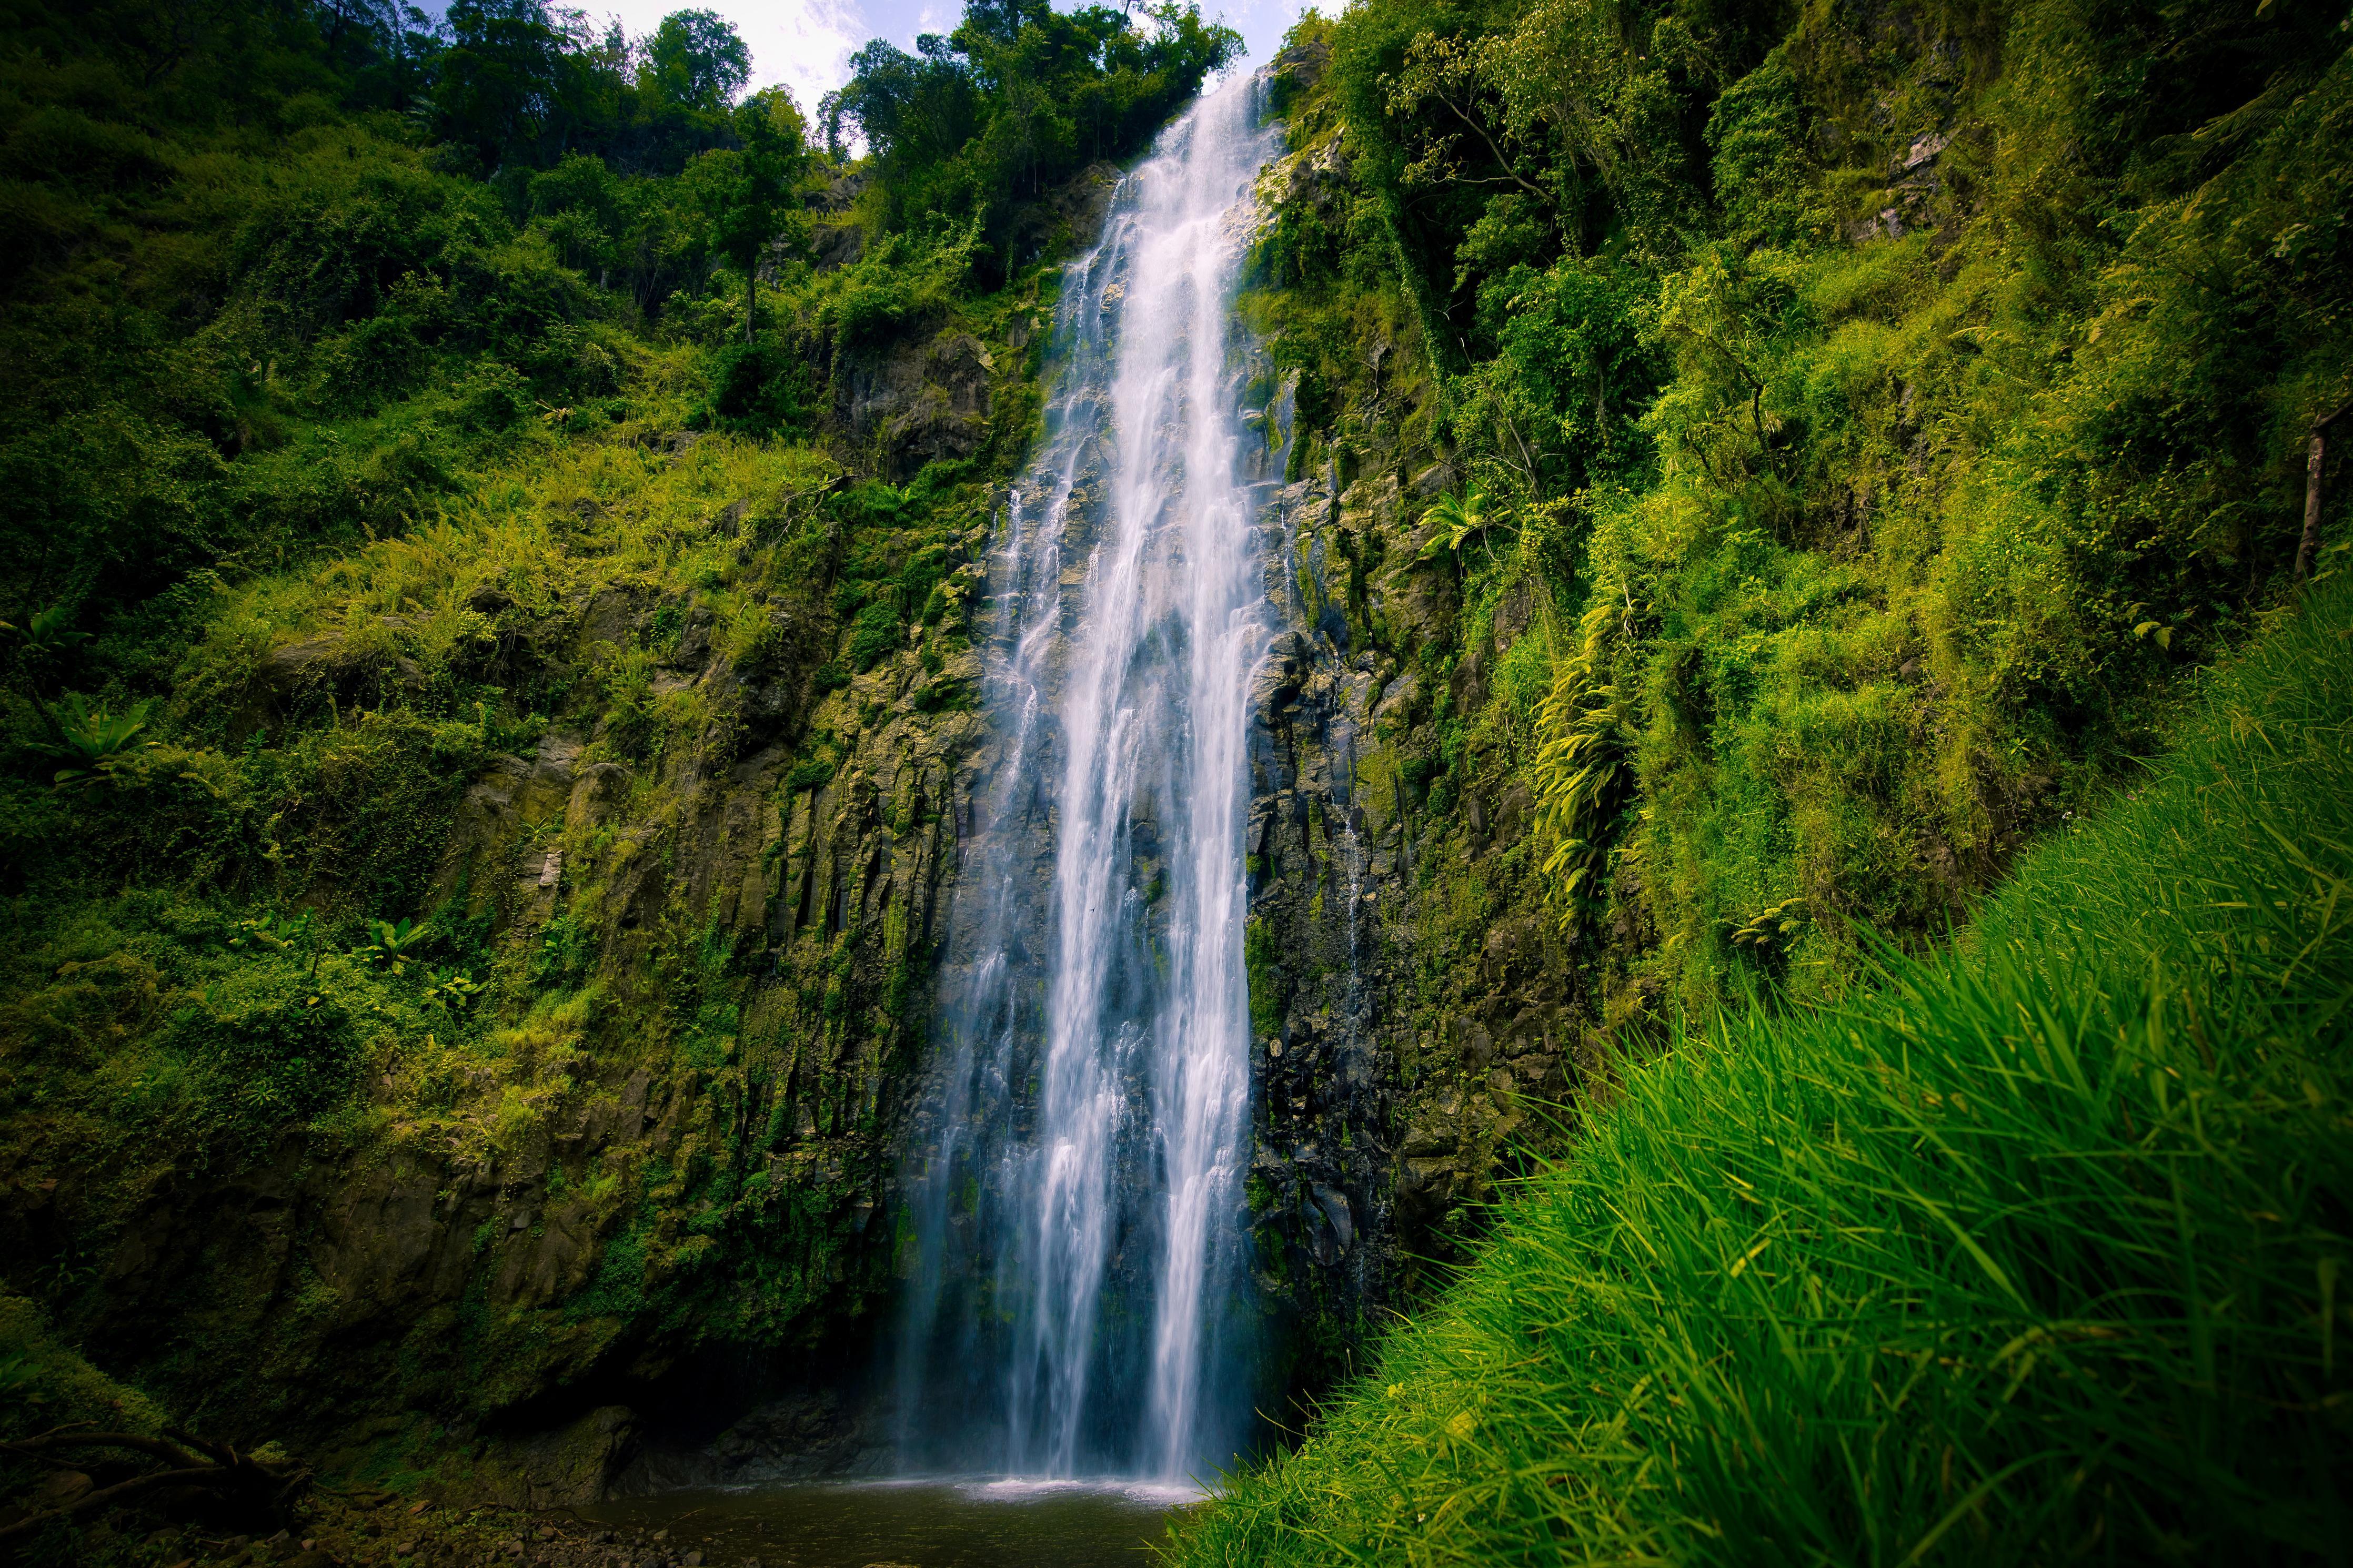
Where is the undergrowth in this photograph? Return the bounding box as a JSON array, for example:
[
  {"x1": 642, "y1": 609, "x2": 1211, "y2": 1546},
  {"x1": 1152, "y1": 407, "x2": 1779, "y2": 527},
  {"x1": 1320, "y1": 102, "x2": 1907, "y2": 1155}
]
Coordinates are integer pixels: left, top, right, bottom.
[{"x1": 1175, "y1": 581, "x2": 2353, "y2": 1562}]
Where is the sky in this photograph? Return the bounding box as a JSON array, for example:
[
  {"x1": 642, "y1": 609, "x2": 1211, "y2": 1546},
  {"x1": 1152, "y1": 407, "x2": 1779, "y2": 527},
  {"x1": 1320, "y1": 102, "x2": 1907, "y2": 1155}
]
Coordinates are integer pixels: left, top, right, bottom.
[{"x1": 582, "y1": 0, "x2": 1313, "y2": 123}]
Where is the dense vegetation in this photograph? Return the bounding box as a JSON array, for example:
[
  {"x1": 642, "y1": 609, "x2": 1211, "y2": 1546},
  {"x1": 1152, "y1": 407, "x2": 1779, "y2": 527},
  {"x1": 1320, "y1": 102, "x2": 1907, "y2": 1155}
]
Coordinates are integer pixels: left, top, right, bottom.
[
  {"x1": 0, "y1": 0, "x2": 1230, "y2": 1541},
  {"x1": 823, "y1": 0, "x2": 1238, "y2": 269},
  {"x1": 1248, "y1": 0, "x2": 2351, "y2": 1017},
  {"x1": 1179, "y1": 568, "x2": 2353, "y2": 1566},
  {"x1": 3, "y1": 0, "x2": 2347, "y2": 1557},
  {"x1": 1178, "y1": 0, "x2": 2353, "y2": 1557}
]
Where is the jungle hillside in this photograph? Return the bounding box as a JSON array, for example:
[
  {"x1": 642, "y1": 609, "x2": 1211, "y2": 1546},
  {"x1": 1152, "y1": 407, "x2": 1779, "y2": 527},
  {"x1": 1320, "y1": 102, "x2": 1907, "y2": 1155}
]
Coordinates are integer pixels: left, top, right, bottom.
[{"x1": 1, "y1": 0, "x2": 2348, "y2": 1563}]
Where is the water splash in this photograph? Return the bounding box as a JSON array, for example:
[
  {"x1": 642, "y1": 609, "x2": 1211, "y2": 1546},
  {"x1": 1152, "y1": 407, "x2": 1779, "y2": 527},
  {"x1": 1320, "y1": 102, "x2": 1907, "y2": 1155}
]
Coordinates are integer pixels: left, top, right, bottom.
[{"x1": 897, "y1": 74, "x2": 1281, "y2": 1481}]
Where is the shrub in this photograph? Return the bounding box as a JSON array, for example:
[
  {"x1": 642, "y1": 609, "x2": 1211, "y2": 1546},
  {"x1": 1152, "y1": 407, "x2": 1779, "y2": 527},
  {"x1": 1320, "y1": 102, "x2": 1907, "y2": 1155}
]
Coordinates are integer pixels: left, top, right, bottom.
[
  {"x1": 697, "y1": 336, "x2": 813, "y2": 436},
  {"x1": 847, "y1": 599, "x2": 903, "y2": 671}
]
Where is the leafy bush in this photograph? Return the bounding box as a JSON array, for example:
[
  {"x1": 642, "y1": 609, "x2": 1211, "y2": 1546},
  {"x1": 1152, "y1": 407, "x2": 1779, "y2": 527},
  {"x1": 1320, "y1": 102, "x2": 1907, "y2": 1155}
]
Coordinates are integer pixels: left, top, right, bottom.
[
  {"x1": 156, "y1": 954, "x2": 368, "y2": 1147},
  {"x1": 27, "y1": 694, "x2": 155, "y2": 787},
  {"x1": 697, "y1": 336, "x2": 813, "y2": 435}
]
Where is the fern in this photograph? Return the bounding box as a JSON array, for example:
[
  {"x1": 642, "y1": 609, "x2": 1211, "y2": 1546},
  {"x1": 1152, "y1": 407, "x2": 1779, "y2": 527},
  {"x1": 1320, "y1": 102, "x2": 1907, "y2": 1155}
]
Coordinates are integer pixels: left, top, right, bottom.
[{"x1": 1529, "y1": 595, "x2": 1633, "y2": 926}]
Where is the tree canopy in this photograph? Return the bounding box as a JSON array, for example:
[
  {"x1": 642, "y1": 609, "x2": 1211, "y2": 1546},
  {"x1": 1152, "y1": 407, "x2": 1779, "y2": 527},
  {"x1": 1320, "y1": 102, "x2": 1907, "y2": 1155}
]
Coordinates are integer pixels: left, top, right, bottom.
[{"x1": 824, "y1": 0, "x2": 1241, "y2": 273}]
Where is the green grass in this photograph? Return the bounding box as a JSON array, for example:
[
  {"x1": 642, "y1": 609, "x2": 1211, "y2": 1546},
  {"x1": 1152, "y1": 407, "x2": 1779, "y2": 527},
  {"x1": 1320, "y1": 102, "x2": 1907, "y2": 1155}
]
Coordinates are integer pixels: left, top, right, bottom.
[{"x1": 1175, "y1": 584, "x2": 2353, "y2": 1564}]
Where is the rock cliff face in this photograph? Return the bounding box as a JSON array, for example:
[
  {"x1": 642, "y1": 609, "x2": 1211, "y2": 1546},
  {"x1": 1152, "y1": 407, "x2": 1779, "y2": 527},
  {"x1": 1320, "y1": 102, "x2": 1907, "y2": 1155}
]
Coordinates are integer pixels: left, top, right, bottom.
[
  {"x1": 1230, "y1": 389, "x2": 1588, "y2": 1387},
  {"x1": 0, "y1": 245, "x2": 1053, "y2": 1500},
  {"x1": 35, "y1": 508, "x2": 1002, "y2": 1493},
  {"x1": 4, "y1": 96, "x2": 1560, "y2": 1500}
]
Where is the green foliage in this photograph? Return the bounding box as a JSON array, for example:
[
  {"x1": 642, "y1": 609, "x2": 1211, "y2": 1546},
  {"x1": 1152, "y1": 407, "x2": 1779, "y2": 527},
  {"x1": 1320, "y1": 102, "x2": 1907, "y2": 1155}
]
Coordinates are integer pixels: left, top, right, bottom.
[
  {"x1": 1528, "y1": 599, "x2": 1630, "y2": 914},
  {"x1": 1259, "y1": 0, "x2": 2353, "y2": 1019},
  {"x1": 693, "y1": 92, "x2": 816, "y2": 341},
  {"x1": 227, "y1": 910, "x2": 313, "y2": 955},
  {"x1": 0, "y1": 0, "x2": 1105, "y2": 1466},
  {"x1": 697, "y1": 336, "x2": 815, "y2": 434},
  {"x1": 1414, "y1": 485, "x2": 1506, "y2": 568},
  {"x1": 822, "y1": 0, "x2": 1241, "y2": 282},
  {"x1": 0, "y1": 1293, "x2": 166, "y2": 1445},
  {"x1": 1176, "y1": 577, "x2": 2353, "y2": 1567},
  {"x1": 847, "y1": 599, "x2": 906, "y2": 671},
  {"x1": 29, "y1": 693, "x2": 157, "y2": 788},
  {"x1": 355, "y1": 917, "x2": 434, "y2": 975},
  {"x1": 420, "y1": 967, "x2": 485, "y2": 1011},
  {"x1": 7, "y1": 605, "x2": 87, "y2": 665},
  {"x1": 1244, "y1": 916, "x2": 1283, "y2": 1041}
]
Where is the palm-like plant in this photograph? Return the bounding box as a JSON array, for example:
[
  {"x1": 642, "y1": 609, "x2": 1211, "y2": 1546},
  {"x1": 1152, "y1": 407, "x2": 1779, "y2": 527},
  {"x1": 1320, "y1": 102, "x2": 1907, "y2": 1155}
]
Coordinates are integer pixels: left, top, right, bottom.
[
  {"x1": 7, "y1": 604, "x2": 87, "y2": 659},
  {"x1": 37, "y1": 693, "x2": 156, "y2": 787},
  {"x1": 1417, "y1": 483, "x2": 1507, "y2": 569},
  {"x1": 1532, "y1": 598, "x2": 1633, "y2": 923},
  {"x1": 356, "y1": 917, "x2": 434, "y2": 975}
]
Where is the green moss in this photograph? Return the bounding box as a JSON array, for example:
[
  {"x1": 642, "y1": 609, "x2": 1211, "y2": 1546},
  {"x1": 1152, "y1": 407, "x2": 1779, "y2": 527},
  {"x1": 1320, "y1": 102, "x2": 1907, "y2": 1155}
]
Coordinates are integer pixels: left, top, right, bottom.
[
  {"x1": 1247, "y1": 0, "x2": 2353, "y2": 1026},
  {"x1": 0, "y1": 1293, "x2": 167, "y2": 1443},
  {"x1": 1244, "y1": 916, "x2": 1284, "y2": 1042}
]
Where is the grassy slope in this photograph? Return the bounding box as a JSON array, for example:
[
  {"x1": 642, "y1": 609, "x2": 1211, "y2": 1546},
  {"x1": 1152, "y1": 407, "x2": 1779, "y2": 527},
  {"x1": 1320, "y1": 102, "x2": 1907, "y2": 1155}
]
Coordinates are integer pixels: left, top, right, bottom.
[{"x1": 1177, "y1": 582, "x2": 2352, "y2": 1562}]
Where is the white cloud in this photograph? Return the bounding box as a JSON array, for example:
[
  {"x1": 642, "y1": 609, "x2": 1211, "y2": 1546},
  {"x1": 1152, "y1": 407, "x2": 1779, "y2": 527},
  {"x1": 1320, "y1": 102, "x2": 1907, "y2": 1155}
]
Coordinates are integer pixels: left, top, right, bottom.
[
  {"x1": 578, "y1": 0, "x2": 862, "y2": 115},
  {"x1": 742, "y1": 0, "x2": 866, "y2": 115}
]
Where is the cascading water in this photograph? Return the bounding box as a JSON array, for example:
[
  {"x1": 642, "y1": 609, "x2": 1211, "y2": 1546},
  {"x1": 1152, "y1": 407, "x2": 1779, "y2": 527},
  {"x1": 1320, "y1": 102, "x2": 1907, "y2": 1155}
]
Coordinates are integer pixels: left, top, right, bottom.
[{"x1": 895, "y1": 74, "x2": 1282, "y2": 1482}]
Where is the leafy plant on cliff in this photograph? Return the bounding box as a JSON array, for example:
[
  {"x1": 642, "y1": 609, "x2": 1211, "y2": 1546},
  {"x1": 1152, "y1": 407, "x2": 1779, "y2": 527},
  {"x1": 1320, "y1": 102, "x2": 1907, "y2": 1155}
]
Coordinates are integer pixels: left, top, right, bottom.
[
  {"x1": 28, "y1": 694, "x2": 157, "y2": 789},
  {"x1": 1415, "y1": 484, "x2": 1507, "y2": 568},
  {"x1": 355, "y1": 917, "x2": 434, "y2": 975}
]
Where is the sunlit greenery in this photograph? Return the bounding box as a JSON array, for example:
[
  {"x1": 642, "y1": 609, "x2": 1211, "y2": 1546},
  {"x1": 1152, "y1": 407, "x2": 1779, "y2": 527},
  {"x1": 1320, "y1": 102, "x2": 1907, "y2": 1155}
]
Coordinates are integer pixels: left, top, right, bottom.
[
  {"x1": 1189, "y1": 0, "x2": 2353, "y2": 1555},
  {"x1": 1178, "y1": 560, "x2": 2353, "y2": 1566},
  {"x1": 1253, "y1": 0, "x2": 2353, "y2": 1013},
  {"x1": 0, "y1": 0, "x2": 1232, "y2": 1500}
]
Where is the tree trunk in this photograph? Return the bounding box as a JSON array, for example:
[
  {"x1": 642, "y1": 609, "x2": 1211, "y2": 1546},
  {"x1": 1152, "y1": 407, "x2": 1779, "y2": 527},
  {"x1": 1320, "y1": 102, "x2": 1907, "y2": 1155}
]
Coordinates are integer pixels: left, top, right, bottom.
[
  {"x1": 2301, "y1": 401, "x2": 2353, "y2": 583},
  {"x1": 2301, "y1": 431, "x2": 2328, "y2": 582}
]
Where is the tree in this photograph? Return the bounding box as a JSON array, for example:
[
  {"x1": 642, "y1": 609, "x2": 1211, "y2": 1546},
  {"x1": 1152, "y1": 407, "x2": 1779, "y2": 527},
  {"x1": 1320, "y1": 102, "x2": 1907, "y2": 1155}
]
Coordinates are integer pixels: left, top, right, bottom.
[
  {"x1": 695, "y1": 90, "x2": 813, "y2": 343},
  {"x1": 430, "y1": 0, "x2": 569, "y2": 169},
  {"x1": 642, "y1": 8, "x2": 750, "y2": 113}
]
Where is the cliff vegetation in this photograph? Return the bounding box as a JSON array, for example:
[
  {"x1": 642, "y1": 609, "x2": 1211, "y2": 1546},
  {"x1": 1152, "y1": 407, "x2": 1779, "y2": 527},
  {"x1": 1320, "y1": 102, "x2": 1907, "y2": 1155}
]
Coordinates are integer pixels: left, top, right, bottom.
[
  {"x1": 1182, "y1": 0, "x2": 2352, "y2": 1556},
  {"x1": 0, "y1": 0, "x2": 1230, "y2": 1556}
]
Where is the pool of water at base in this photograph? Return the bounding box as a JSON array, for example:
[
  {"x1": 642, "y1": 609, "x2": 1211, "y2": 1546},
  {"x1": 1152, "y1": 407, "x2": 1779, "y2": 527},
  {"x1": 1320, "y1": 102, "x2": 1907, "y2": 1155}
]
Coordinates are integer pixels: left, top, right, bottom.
[{"x1": 576, "y1": 1479, "x2": 1200, "y2": 1568}]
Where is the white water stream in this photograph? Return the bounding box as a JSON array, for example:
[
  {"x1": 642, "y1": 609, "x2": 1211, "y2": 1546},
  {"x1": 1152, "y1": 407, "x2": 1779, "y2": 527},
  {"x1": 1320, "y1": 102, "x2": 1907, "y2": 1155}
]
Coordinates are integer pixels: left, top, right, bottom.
[{"x1": 897, "y1": 74, "x2": 1281, "y2": 1481}]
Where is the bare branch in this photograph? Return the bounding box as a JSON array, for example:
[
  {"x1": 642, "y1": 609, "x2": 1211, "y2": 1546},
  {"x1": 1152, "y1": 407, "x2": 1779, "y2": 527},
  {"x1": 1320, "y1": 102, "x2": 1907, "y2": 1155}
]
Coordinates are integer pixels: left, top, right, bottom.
[
  {"x1": 1, "y1": 1432, "x2": 209, "y2": 1470},
  {"x1": 0, "y1": 1466, "x2": 228, "y2": 1544}
]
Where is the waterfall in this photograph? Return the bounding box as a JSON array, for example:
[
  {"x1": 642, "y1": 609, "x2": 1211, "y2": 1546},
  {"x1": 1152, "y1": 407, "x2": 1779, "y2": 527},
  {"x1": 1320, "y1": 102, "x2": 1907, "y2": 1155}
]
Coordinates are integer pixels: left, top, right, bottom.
[{"x1": 896, "y1": 74, "x2": 1282, "y2": 1482}]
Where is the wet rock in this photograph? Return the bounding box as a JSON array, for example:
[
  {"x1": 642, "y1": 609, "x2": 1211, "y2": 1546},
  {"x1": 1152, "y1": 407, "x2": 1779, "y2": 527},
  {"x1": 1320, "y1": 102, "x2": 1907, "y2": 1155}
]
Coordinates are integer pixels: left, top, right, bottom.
[
  {"x1": 1311, "y1": 1183, "x2": 1354, "y2": 1251},
  {"x1": 476, "y1": 1406, "x2": 640, "y2": 1510},
  {"x1": 811, "y1": 220, "x2": 863, "y2": 270}
]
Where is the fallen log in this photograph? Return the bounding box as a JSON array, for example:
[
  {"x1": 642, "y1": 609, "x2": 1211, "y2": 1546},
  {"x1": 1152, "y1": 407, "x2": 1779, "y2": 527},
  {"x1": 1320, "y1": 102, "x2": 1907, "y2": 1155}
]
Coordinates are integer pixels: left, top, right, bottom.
[{"x1": 0, "y1": 1426, "x2": 309, "y2": 1546}]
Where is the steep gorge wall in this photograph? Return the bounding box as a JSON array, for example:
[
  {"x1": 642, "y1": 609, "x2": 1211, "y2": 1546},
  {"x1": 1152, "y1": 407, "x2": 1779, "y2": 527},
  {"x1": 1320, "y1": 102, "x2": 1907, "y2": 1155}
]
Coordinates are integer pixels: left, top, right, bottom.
[
  {"x1": 26, "y1": 0, "x2": 2304, "y2": 1489},
  {"x1": 1, "y1": 305, "x2": 1043, "y2": 1500},
  {"x1": 1, "y1": 89, "x2": 1581, "y2": 1494}
]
